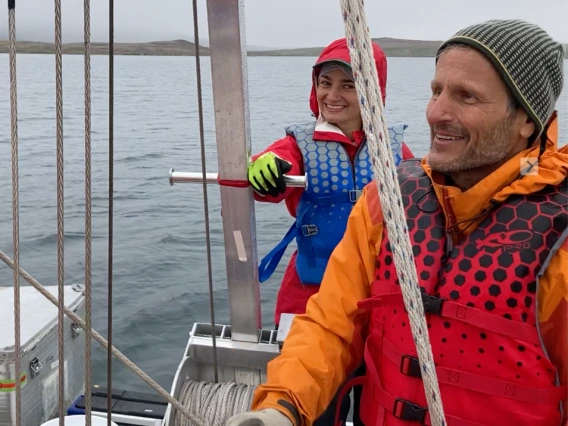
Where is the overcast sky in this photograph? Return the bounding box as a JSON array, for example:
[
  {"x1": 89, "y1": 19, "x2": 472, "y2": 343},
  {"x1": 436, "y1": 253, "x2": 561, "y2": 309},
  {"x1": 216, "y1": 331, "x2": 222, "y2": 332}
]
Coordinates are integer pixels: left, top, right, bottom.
[{"x1": 1, "y1": 0, "x2": 566, "y2": 47}]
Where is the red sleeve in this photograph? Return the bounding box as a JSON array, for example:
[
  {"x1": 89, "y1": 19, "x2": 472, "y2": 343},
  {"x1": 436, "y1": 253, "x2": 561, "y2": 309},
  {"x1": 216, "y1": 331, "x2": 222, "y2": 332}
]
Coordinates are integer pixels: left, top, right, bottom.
[
  {"x1": 251, "y1": 135, "x2": 304, "y2": 209},
  {"x1": 401, "y1": 142, "x2": 414, "y2": 160}
]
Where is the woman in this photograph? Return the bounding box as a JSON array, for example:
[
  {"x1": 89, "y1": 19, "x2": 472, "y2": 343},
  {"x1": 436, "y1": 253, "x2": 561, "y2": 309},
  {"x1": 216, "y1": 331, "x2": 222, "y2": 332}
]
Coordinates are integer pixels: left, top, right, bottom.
[{"x1": 249, "y1": 38, "x2": 414, "y2": 329}]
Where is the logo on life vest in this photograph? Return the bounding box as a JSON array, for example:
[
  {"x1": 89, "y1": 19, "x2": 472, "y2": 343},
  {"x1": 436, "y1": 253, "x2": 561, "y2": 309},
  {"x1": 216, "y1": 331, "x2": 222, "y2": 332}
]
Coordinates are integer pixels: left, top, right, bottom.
[
  {"x1": 475, "y1": 230, "x2": 533, "y2": 253},
  {"x1": 504, "y1": 384, "x2": 517, "y2": 397}
]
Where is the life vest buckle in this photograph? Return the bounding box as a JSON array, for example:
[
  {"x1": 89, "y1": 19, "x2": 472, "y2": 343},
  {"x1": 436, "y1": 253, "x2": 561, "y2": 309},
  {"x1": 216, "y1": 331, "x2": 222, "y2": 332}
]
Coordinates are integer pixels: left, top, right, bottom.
[
  {"x1": 301, "y1": 224, "x2": 318, "y2": 237},
  {"x1": 349, "y1": 189, "x2": 362, "y2": 203},
  {"x1": 393, "y1": 398, "x2": 427, "y2": 423},
  {"x1": 400, "y1": 354, "x2": 422, "y2": 378},
  {"x1": 422, "y1": 293, "x2": 444, "y2": 316}
]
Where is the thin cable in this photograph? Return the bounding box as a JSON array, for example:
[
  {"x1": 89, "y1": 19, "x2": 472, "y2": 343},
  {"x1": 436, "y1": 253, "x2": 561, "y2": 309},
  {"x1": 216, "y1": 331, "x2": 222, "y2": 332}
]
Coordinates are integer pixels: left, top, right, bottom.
[
  {"x1": 0, "y1": 249, "x2": 206, "y2": 426},
  {"x1": 54, "y1": 0, "x2": 66, "y2": 423},
  {"x1": 107, "y1": 0, "x2": 115, "y2": 424},
  {"x1": 7, "y1": 1, "x2": 21, "y2": 425},
  {"x1": 192, "y1": 0, "x2": 218, "y2": 383},
  {"x1": 83, "y1": 0, "x2": 93, "y2": 424}
]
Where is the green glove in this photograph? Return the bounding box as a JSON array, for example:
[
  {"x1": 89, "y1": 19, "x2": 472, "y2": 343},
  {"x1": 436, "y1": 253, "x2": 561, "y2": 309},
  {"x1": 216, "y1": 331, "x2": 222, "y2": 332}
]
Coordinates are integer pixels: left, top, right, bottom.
[{"x1": 248, "y1": 152, "x2": 292, "y2": 197}]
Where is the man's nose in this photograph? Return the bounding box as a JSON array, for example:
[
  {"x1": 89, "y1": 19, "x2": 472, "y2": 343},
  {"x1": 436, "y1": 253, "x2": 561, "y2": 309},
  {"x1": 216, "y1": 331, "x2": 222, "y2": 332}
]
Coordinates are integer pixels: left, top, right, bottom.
[{"x1": 427, "y1": 91, "x2": 454, "y2": 125}]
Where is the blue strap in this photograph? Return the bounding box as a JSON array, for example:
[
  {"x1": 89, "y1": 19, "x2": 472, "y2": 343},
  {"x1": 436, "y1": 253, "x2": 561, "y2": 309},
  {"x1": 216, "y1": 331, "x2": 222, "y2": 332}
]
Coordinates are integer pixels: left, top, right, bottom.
[
  {"x1": 302, "y1": 190, "x2": 362, "y2": 205},
  {"x1": 258, "y1": 221, "x2": 298, "y2": 283}
]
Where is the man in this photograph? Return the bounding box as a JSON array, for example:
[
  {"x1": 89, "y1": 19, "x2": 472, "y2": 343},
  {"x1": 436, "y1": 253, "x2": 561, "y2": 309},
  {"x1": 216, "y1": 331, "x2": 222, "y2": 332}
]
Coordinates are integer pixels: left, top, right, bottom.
[
  {"x1": 228, "y1": 19, "x2": 567, "y2": 426},
  {"x1": 248, "y1": 38, "x2": 413, "y2": 330}
]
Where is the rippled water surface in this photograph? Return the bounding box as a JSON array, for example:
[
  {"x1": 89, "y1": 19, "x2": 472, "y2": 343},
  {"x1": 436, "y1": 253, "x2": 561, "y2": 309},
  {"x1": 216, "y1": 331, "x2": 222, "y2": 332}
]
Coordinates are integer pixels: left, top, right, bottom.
[{"x1": 0, "y1": 54, "x2": 566, "y2": 391}]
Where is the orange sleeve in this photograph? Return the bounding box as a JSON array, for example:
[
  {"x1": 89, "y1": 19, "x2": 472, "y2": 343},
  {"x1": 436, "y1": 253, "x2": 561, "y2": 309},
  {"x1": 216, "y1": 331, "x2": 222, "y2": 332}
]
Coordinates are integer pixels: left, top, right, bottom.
[
  {"x1": 538, "y1": 238, "x2": 568, "y2": 423},
  {"x1": 251, "y1": 184, "x2": 384, "y2": 425}
]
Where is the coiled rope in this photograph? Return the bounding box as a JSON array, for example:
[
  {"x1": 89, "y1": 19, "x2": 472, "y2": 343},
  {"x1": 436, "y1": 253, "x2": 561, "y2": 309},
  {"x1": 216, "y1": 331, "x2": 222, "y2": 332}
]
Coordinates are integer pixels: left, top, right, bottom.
[
  {"x1": 174, "y1": 381, "x2": 257, "y2": 426},
  {"x1": 339, "y1": 0, "x2": 446, "y2": 424}
]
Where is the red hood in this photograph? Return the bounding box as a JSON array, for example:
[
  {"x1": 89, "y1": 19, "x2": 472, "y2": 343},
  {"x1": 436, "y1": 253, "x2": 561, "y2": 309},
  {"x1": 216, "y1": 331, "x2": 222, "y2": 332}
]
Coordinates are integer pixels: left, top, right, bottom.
[{"x1": 309, "y1": 38, "x2": 387, "y2": 118}]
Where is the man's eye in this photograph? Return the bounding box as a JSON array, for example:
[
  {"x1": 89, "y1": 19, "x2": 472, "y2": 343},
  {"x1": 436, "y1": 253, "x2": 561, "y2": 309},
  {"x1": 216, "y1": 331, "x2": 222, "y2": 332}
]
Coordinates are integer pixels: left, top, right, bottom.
[{"x1": 461, "y1": 92, "x2": 477, "y2": 102}]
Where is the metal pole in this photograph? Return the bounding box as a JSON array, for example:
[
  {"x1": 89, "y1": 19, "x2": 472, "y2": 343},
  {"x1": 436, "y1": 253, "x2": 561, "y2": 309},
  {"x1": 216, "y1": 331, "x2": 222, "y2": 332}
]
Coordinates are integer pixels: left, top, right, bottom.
[
  {"x1": 205, "y1": 0, "x2": 261, "y2": 342},
  {"x1": 169, "y1": 170, "x2": 307, "y2": 188}
]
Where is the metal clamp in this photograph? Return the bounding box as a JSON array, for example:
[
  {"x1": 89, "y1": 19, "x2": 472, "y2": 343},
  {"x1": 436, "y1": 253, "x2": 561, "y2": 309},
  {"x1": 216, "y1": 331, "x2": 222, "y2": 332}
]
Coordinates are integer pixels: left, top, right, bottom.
[
  {"x1": 30, "y1": 358, "x2": 42, "y2": 378},
  {"x1": 71, "y1": 323, "x2": 81, "y2": 338}
]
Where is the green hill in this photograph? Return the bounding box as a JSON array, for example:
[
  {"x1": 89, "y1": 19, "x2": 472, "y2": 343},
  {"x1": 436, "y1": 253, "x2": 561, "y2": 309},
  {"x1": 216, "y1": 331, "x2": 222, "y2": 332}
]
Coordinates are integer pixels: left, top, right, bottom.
[
  {"x1": 0, "y1": 38, "x2": 566, "y2": 58},
  {"x1": 248, "y1": 37, "x2": 446, "y2": 57}
]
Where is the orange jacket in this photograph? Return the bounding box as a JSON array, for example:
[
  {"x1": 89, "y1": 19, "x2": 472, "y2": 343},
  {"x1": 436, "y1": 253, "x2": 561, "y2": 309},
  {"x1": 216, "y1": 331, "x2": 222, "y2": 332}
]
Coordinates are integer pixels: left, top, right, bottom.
[{"x1": 251, "y1": 113, "x2": 568, "y2": 426}]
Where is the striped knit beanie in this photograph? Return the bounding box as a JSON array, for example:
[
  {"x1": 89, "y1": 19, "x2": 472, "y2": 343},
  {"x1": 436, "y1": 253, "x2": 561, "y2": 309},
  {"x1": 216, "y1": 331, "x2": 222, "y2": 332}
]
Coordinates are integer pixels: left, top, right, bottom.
[{"x1": 437, "y1": 19, "x2": 565, "y2": 137}]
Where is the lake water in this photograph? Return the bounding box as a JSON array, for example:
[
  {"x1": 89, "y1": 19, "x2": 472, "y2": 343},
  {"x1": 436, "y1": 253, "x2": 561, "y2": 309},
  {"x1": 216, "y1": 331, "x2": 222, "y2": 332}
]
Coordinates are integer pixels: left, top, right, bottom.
[{"x1": 0, "y1": 54, "x2": 566, "y2": 392}]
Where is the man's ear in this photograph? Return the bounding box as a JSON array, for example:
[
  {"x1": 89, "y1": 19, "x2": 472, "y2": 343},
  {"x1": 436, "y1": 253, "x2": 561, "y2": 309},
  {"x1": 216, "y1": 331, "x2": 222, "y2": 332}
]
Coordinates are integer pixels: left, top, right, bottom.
[{"x1": 519, "y1": 115, "x2": 536, "y2": 140}]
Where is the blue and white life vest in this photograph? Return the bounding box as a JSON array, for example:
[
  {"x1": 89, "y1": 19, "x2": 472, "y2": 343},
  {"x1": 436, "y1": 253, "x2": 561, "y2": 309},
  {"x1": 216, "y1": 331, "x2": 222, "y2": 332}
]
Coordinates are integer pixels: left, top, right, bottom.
[{"x1": 258, "y1": 121, "x2": 408, "y2": 285}]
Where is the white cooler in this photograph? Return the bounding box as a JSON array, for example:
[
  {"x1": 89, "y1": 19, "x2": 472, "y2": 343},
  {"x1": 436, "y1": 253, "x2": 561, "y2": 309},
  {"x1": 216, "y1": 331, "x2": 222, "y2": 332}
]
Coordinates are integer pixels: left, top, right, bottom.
[{"x1": 0, "y1": 284, "x2": 86, "y2": 426}]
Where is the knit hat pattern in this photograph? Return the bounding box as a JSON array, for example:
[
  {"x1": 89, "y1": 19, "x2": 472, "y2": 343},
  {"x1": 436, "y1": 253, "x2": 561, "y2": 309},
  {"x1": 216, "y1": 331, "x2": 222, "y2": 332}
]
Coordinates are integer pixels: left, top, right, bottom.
[{"x1": 438, "y1": 19, "x2": 565, "y2": 135}]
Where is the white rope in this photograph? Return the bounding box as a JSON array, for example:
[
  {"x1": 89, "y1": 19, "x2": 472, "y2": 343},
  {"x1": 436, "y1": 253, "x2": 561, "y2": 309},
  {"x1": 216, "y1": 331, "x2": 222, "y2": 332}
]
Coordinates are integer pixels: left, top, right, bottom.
[
  {"x1": 7, "y1": 1, "x2": 22, "y2": 425},
  {"x1": 339, "y1": 1, "x2": 446, "y2": 425},
  {"x1": 174, "y1": 380, "x2": 257, "y2": 426}
]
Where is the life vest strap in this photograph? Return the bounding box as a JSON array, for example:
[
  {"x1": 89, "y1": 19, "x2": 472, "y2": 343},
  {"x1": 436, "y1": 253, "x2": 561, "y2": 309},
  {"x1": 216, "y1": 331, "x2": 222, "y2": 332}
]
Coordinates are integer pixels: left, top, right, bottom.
[
  {"x1": 301, "y1": 190, "x2": 361, "y2": 206},
  {"x1": 333, "y1": 376, "x2": 368, "y2": 426},
  {"x1": 258, "y1": 221, "x2": 298, "y2": 282},
  {"x1": 381, "y1": 338, "x2": 567, "y2": 405},
  {"x1": 363, "y1": 281, "x2": 541, "y2": 345},
  {"x1": 363, "y1": 338, "x2": 491, "y2": 426}
]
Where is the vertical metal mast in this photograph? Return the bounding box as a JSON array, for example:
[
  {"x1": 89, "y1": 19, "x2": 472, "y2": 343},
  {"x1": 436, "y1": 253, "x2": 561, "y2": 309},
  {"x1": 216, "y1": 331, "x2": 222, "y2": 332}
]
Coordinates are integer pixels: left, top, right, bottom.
[{"x1": 204, "y1": 0, "x2": 261, "y2": 342}]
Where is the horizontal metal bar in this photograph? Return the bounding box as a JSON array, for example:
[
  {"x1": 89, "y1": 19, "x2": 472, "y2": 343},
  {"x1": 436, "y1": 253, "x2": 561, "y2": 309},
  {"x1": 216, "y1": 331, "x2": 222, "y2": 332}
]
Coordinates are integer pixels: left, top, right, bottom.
[
  {"x1": 169, "y1": 169, "x2": 307, "y2": 188},
  {"x1": 169, "y1": 170, "x2": 218, "y2": 185}
]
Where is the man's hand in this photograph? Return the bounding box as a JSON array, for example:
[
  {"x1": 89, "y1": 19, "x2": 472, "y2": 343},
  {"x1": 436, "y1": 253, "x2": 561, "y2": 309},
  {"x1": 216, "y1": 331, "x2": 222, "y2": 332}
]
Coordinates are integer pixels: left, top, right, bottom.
[
  {"x1": 226, "y1": 408, "x2": 293, "y2": 426},
  {"x1": 248, "y1": 152, "x2": 292, "y2": 197}
]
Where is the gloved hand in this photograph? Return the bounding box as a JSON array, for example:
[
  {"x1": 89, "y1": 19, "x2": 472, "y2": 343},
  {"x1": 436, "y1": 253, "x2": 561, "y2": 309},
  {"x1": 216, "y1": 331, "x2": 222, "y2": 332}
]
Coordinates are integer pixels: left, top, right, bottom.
[
  {"x1": 225, "y1": 408, "x2": 293, "y2": 426},
  {"x1": 248, "y1": 152, "x2": 292, "y2": 197}
]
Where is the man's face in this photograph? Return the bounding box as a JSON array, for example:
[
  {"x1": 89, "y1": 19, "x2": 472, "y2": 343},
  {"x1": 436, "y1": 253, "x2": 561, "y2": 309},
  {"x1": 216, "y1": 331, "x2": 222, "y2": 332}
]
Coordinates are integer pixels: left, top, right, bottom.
[{"x1": 426, "y1": 46, "x2": 533, "y2": 174}]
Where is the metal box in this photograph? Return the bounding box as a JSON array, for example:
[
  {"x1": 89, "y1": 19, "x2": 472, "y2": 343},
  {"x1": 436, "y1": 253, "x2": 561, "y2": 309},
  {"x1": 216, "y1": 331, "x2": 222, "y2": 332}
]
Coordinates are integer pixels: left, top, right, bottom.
[{"x1": 0, "y1": 284, "x2": 86, "y2": 426}]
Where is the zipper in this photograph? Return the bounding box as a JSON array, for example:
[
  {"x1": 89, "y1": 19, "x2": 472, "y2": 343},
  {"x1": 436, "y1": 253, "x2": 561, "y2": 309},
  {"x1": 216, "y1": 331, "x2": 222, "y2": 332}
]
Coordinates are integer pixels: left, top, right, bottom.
[
  {"x1": 352, "y1": 140, "x2": 366, "y2": 191},
  {"x1": 338, "y1": 139, "x2": 364, "y2": 194},
  {"x1": 441, "y1": 187, "x2": 456, "y2": 230}
]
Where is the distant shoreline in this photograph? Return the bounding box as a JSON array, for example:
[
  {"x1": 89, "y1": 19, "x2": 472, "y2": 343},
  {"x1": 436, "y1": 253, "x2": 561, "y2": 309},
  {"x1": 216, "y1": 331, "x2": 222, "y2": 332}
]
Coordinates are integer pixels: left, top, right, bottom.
[
  {"x1": 0, "y1": 38, "x2": 459, "y2": 58},
  {"x1": 1, "y1": 38, "x2": 566, "y2": 58}
]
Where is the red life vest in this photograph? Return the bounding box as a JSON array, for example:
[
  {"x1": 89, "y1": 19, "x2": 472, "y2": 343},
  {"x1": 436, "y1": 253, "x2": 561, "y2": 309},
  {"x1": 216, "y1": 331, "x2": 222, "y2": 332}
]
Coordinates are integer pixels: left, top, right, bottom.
[{"x1": 336, "y1": 160, "x2": 568, "y2": 426}]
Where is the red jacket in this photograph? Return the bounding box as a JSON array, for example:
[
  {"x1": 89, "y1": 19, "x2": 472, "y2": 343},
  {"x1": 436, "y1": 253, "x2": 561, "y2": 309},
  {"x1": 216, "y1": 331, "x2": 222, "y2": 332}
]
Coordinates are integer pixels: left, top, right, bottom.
[{"x1": 252, "y1": 38, "x2": 414, "y2": 325}]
